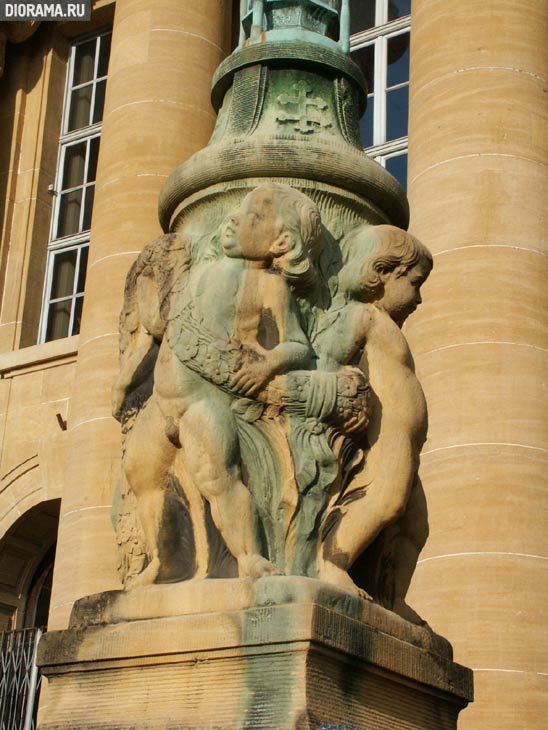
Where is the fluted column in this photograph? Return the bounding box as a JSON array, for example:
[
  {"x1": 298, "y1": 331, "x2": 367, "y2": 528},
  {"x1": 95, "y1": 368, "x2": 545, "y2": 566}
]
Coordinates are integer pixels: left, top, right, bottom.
[
  {"x1": 405, "y1": 1, "x2": 548, "y2": 728},
  {"x1": 48, "y1": 0, "x2": 232, "y2": 630}
]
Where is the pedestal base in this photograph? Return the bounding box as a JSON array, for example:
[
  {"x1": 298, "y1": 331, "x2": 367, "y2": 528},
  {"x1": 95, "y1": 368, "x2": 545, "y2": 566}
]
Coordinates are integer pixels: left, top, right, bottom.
[{"x1": 38, "y1": 578, "x2": 472, "y2": 729}]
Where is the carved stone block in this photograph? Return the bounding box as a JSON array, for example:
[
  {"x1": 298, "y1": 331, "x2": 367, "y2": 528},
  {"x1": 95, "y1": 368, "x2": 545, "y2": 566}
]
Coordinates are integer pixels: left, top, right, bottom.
[{"x1": 38, "y1": 579, "x2": 472, "y2": 729}]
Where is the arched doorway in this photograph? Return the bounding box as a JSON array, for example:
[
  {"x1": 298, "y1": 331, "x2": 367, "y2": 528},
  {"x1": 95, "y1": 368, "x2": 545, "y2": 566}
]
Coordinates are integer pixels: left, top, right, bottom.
[
  {"x1": 0, "y1": 499, "x2": 59, "y2": 631},
  {"x1": 0, "y1": 499, "x2": 60, "y2": 729}
]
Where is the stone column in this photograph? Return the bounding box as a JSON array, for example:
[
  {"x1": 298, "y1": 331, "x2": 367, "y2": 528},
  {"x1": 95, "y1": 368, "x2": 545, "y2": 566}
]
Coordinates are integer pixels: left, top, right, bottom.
[
  {"x1": 405, "y1": 1, "x2": 548, "y2": 728},
  {"x1": 48, "y1": 0, "x2": 232, "y2": 630}
]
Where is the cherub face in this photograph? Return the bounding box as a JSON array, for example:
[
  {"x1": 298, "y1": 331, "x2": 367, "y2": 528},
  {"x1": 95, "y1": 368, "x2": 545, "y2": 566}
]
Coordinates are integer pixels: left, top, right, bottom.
[
  {"x1": 378, "y1": 260, "x2": 430, "y2": 326},
  {"x1": 221, "y1": 189, "x2": 284, "y2": 261}
]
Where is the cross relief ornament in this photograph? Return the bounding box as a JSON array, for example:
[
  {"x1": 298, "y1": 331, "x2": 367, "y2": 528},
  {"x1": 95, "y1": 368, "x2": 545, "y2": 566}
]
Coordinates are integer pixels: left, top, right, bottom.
[{"x1": 276, "y1": 80, "x2": 332, "y2": 135}]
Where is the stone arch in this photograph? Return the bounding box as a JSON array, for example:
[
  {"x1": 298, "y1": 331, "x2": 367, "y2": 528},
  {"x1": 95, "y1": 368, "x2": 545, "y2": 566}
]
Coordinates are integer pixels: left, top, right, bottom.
[
  {"x1": 0, "y1": 429, "x2": 66, "y2": 542},
  {"x1": 0, "y1": 498, "x2": 60, "y2": 631}
]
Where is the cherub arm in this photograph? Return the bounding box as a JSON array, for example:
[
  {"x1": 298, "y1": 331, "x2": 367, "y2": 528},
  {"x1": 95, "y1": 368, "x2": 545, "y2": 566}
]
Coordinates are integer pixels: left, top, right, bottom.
[
  {"x1": 112, "y1": 275, "x2": 164, "y2": 420},
  {"x1": 315, "y1": 302, "x2": 374, "y2": 372},
  {"x1": 230, "y1": 276, "x2": 313, "y2": 397},
  {"x1": 112, "y1": 327, "x2": 157, "y2": 419}
]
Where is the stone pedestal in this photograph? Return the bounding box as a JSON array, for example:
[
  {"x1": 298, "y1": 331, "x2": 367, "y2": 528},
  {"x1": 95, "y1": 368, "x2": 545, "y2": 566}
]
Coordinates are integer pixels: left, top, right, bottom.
[{"x1": 37, "y1": 578, "x2": 472, "y2": 729}]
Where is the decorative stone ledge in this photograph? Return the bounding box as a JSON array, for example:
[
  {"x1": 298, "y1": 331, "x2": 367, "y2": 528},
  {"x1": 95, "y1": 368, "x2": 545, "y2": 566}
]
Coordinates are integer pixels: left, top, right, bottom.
[
  {"x1": 38, "y1": 579, "x2": 473, "y2": 730},
  {"x1": 0, "y1": 336, "x2": 79, "y2": 378}
]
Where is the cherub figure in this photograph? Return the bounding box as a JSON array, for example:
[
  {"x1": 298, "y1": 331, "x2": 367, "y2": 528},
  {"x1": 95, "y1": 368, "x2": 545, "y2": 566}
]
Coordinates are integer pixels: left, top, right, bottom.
[
  {"x1": 315, "y1": 224, "x2": 433, "y2": 620},
  {"x1": 121, "y1": 183, "x2": 323, "y2": 585},
  {"x1": 112, "y1": 232, "x2": 191, "y2": 422}
]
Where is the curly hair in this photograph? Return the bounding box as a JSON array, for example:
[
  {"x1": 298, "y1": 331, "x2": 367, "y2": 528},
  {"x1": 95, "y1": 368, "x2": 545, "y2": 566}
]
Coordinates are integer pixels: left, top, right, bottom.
[
  {"x1": 339, "y1": 224, "x2": 433, "y2": 301},
  {"x1": 247, "y1": 183, "x2": 323, "y2": 285}
]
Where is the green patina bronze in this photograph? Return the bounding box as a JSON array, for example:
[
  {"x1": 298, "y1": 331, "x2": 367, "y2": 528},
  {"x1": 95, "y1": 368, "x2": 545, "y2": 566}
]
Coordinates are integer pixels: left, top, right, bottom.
[{"x1": 158, "y1": 0, "x2": 408, "y2": 233}]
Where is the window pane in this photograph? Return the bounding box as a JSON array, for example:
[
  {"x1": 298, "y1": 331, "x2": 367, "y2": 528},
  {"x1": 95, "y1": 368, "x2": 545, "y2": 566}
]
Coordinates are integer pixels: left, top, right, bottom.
[
  {"x1": 351, "y1": 43, "x2": 374, "y2": 92},
  {"x1": 388, "y1": 0, "x2": 411, "y2": 21},
  {"x1": 349, "y1": 0, "x2": 376, "y2": 34},
  {"x1": 46, "y1": 300, "x2": 72, "y2": 341},
  {"x1": 360, "y1": 96, "x2": 374, "y2": 148},
  {"x1": 57, "y1": 189, "x2": 83, "y2": 238},
  {"x1": 92, "y1": 80, "x2": 107, "y2": 124},
  {"x1": 32, "y1": 563, "x2": 53, "y2": 630},
  {"x1": 62, "y1": 142, "x2": 86, "y2": 190},
  {"x1": 82, "y1": 185, "x2": 95, "y2": 231},
  {"x1": 68, "y1": 85, "x2": 92, "y2": 131},
  {"x1": 87, "y1": 137, "x2": 100, "y2": 182},
  {"x1": 73, "y1": 40, "x2": 96, "y2": 86},
  {"x1": 72, "y1": 296, "x2": 84, "y2": 335},
  {"x1": 385, "y1": 152, "x2": 408, "y2": 190},
  {"x1": 77, "y1": 246, "x2": 89, "y2": 293},
  {"x1": 42, "y1": 29, "x2": 110, "y2": 344},
  {"x1": 386, "y1": 83, "x2": 409, "y2": 141},
  {"x1": 97, "y1": 33, "x2": 111, "y2": 77},
  {"x1": 387, "y1": 32, "x2": 410, "y2": 88},
  {"x1": 51, "y1": 249, "x2": 77, "y2": 299}
]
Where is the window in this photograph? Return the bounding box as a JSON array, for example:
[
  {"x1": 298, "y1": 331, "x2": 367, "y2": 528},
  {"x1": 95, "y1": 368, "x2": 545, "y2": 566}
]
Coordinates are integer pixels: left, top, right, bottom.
[
  {"x1": 23, "y1": 545, "x2": 56, "y2": 630},
  {"x1": 39, "y1": 29, "x2": 112, "y2": 343},
  {"x1": 350, "y1": 0, "x2": 410, "y2": 190}
]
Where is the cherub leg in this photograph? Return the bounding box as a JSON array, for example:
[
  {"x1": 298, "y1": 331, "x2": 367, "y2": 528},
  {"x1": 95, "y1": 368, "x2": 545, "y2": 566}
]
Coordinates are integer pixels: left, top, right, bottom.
[
  {"x1": 388, "y1": 476, "x2": 429, "y2": 623},
  {"x1": 319, "y1": 434, "x2": 416, "y2": 596},
  {"x1": 179, "y1": 398, "x2": 280, "y2": 578},
  {"x1": 123, "y1": 396, "x2": 178, "y2": 587}
]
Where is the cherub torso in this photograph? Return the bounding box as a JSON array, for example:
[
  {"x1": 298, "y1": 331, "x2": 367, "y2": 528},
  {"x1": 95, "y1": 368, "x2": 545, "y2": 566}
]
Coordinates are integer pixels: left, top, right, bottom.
[
  {"x1": 154, "y1": 258, "x2": 288, "y2": 410},
  {"x1": 315, "y1": 302, "x2": 427, "y2": 447},
  {"x1": 190, "y1": 259, "x2": 282, "y2": 348}
]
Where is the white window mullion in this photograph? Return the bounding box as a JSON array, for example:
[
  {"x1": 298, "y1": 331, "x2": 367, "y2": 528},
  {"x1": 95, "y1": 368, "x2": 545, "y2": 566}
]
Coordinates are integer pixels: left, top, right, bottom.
[
  {"x1": 88, "y1": 35, "x2": 101, "y2": 127},
  {"x1": 93, "y1": 35, "x2": 101, "y2": 78},
  {"x1": 51, "y1": 144, "x2": 66, "y2": 240},
  {"x1": 38, "y1": 256, "x2": 55, "y2": 342},
  {"x1": 77, "y1": 140, "x2": 90, "y2": 233},
  {"x1": 74, "y1": 237, "x2": 82, "y2": 299},
  {"x1": 373, "y1": 36, "x2": 387, "y2": 147},
  {"x1": 66, "y1": 247, "x2": 81, "y2": 336},
  {"x1": 49, "y1": 232, "x2": 89, "y2": 250},
  {"x1": 88, "y1": 82, "x2": 97, "y2": 129},
  {"x1": 377, "y1": 0, "x2": 388, "y2": 26},
  {"x1": 65, "y1": 297, "x2": 75, "y2": 340},
  {"x1": 62, "y1": 46, "x2": 76, "y2": 136}
]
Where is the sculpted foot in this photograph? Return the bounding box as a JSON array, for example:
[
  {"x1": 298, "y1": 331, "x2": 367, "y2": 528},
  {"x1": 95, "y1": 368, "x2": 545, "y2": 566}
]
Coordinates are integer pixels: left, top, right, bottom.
[
  {"x1": 318, "y1": 560, "x2": 372, "y2": 601},
  {"x1": 125, "y1": 554, "x2": 161, "y2": 590},
  {"x1": 238, "y1": 553, "x2": 283, "y2": 579},
  {"x1": 392, "y1": 598, "x2": 426, "y2": 626}
]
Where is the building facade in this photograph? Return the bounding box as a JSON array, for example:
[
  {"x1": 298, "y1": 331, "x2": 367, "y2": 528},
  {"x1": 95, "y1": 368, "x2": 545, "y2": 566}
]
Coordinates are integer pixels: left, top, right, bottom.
[{"x1": 0, "y1": 1, "x2": 546, "y2": 727}]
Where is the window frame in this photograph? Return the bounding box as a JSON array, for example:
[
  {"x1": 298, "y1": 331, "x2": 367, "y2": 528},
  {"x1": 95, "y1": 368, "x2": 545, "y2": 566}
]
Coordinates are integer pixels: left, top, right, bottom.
[
  {"x1": 38, "y1": 27, "x2": 111, "y2": 344},
  {"x1": 350, "y1": 1, "x2": 411, "y2": 185}
]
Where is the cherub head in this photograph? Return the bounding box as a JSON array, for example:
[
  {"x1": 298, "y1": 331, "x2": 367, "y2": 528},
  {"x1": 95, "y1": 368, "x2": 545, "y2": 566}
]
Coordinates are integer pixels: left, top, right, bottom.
[
  {"x1": 221, "y1": 183, "x2": 322, "y2": 284},
  {"x1": 339, "y1": 224, "x2": 433, "y2": 326}
]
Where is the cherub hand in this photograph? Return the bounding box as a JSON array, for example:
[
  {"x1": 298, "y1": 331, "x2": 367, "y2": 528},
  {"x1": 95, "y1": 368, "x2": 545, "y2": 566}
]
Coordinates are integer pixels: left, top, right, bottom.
[
  {"x1": 230, "y1": 354, "x2": 272, "y2": 397},
  {"x1": 344, "y1": 410, "x2": 368, "y2": 434}
]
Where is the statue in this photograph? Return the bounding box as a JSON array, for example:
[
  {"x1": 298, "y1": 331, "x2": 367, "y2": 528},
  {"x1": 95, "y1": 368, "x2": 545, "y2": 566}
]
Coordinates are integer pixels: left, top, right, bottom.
[
  {"x1": 314, "y1": 223, "x2": 433, "y2": 620},
  {"x1": 114, "y1": 183, "x2": 324, "y2": 585},
  {"x1": 112, "y1": 184, "x2": 433, "y2": 624},
  {"x1": 111, "y1": 0, "x2": 433, "y2": 624}
]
